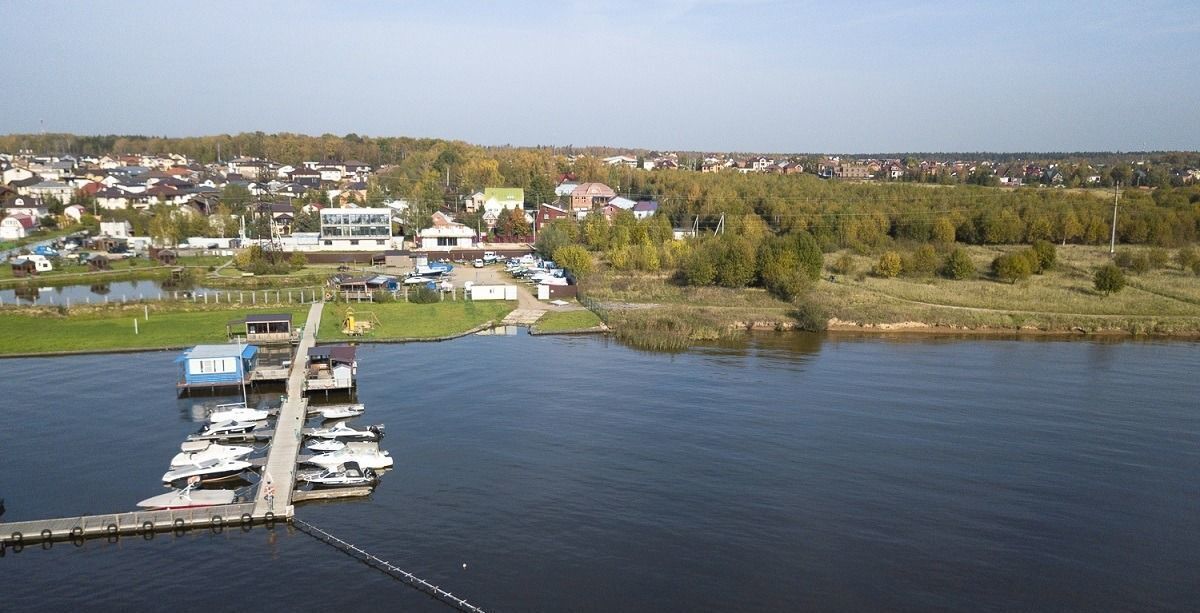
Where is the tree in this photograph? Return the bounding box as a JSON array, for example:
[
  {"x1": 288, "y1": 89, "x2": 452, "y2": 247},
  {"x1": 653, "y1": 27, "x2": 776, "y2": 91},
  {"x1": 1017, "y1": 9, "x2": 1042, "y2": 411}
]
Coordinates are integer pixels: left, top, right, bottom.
[
  {"x1": 757, "y1": 236, "x2": 809, "y2": 301},
  {"x1": 293, "y1": 210, "x2": 320, "y2": 233},
  {"x1": 713, "y1": 237, "x2": 757, "y2": 288},
  {"x1": 1175, "y1": 246, "x2": 1198, "y2": 271},
  {"x1": 553, "y1": 244, "x2": 593, "y2": 279},
  {"x1": 683, "y1": 243, "x2": 718, "y2": 286},
  {"x1": 903, "y1": 244, "x2": 939, "y2": 277},
  {"x1": 496, "y1": 208, "x2": 530, "y2": 238},
  {"x1": 1093, "y1": 263, "x2": 1126, "y2": 295},
  {"x1": 874, "y1": 251, "x2": 902, "y2": 278},
  {"x1": 792, "y1": 231, "x2": 823, "y2": 282},
  {"x1": 831, "y1": 252, "x2": 857, "y2": 276},
  {"x1": 932, "y1": 216, "x2": 956, "y2": 245},
  {"x1": 1031, "y1": 240, "x2": 1057, "y2": 272},
  {"x1": 992, "y1": 252, "x2": 1033, "y2": 283},
  {"x1": 534, "y1": 219, "x2": 575, "y2": 258},
  {"x1": 941, "y1": 247, "x2": 975, "y2": 279}
]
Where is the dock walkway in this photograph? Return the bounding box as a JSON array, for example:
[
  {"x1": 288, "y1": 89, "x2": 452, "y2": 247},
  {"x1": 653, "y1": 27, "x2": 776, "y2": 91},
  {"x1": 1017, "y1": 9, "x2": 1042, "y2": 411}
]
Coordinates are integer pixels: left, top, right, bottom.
[{"x1": 253, "y1": 301, "x2": 323, "y2": 518}]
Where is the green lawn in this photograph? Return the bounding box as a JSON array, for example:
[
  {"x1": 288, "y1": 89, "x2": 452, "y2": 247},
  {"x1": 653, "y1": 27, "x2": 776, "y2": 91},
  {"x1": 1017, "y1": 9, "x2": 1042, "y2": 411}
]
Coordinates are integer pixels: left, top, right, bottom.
[
  {"x1": 0, "y1": 304, "x2": 310, "y2": 355},
  {"x1": 318, "y1": 300, "x2": 515, "y2": 341},
  {"x1": 534, "y1": 309, "x2": 603, "y2": 332}
]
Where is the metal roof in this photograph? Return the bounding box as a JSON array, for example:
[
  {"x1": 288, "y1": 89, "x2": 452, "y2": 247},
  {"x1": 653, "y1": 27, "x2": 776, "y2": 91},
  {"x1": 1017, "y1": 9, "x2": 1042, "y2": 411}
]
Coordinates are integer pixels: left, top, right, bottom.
[
  {"x1": 245, "y1": 313, "x2": 292, "y2": 323},
  {"x1": 308, "y1": 344, "x2": 357, "y2": 363},
  {"x1": 178, "y1": 344, "x2": 258, "y2": 361}
]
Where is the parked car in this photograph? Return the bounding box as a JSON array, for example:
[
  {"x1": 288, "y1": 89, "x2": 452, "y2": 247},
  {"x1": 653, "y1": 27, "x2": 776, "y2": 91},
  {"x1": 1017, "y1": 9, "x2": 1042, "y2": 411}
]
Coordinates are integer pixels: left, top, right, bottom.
[
  {"x1": 482, "y1": 251, "x2": 498, "y2": 263},
  {"x1": 472, "y1": 259, "x2": 484, "y2": 268}
]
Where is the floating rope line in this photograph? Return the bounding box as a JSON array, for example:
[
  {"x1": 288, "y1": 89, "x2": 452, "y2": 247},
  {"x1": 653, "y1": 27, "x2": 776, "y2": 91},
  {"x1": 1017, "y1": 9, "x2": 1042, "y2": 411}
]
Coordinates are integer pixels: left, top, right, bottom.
[{"x1": 293, "y1": 518, "x2": 488, "y2": 613}]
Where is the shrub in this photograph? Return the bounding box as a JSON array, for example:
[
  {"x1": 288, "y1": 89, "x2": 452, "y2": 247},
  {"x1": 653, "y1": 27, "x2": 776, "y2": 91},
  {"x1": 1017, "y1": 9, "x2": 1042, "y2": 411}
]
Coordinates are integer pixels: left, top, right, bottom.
[
  {"x1": 408, "y1": 286, "x2": 441, "y2": 303},
  {"x1": 554, "y1": 244, "x2": 594, "y2": 278},
  {"x1": 1031, "y1": 240, "x2": 1057, "y2": 271},
  {"x1": 874, "y1": 251, "x2": 902, "y2": 278},
  {"x1": 1130, "y1": 253, "x2": 1151, "y2": 275},
  {"x1": 683, "y1": 246, "x2": 717, "y2": 286},
  {"x1": 992, "y1": 252, "x2": 1033, "y2": 283},
  {"x1": 714, "y1": 238, "x2": 757, "y2": 288},
  {"x1": 830, "y1": 252, "x2": 856, "y2": 276},
  {"x1": 1114, "y1": 250, "x2": 1134, "y2": 269},
  {"x1": 790, "y1": 298, "x2": 828, "y2": 332},
  {"x1": 792, "y1": 231, "x2": 823, "y2": 282},
  {"x1": 290, "y1": 251, "x2": 307, "y2": 269},
  {"x1": 1147, "y1": 247, "x2": 1169, "y2": 270},
  {"x1": 903, "y1": 244, "x2": 939, "y2": 277},
  {"x1": 940, "y1": 247, "x2": 975, "y2": 280},
  {"x1": 1093, "y1": 263, "x2": 1126, "y2": 295},
  {"x1": 1193, "y1": 259, "x2": 1200, "y2": 276},
  {"x1": 1175, "y1": 246, "x2": 1198, "y2": 271}
]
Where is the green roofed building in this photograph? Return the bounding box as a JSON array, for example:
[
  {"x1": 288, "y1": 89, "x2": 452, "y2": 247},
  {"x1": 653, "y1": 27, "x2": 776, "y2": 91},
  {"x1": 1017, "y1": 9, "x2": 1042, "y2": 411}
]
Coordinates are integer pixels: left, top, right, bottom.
[{"x1": 483, "y1": 187, "x2": 525, "y2": 210}]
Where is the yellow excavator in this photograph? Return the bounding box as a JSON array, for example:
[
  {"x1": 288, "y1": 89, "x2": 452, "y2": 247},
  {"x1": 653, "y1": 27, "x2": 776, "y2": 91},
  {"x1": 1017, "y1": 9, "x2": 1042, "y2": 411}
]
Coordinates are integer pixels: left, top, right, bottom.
[{"x1": 341, "y1": 307, "x2": 380, "y2": 336}]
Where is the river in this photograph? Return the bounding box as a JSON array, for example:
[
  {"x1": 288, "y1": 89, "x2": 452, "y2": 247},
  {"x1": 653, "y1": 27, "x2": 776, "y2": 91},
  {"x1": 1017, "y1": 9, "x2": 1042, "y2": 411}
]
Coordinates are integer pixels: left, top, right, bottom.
[{"x1": 1, "y1": 332, "x2": 1197, "y2": 612}]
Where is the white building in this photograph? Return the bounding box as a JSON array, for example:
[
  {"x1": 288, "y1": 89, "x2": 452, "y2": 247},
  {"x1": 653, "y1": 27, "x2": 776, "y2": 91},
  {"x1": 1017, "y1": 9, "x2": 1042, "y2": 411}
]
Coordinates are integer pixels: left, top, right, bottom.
[
  {"x1": 0, "y1": 214, "x2": 37, "y2": 240},
  {"x1": 99, "y1": 221, "x2": 134, "y2": 238},
  {"x1": 319, "y1": 207, "x2": 395, "y2": 250},
  {"x1": 418, "y1": 211, "x2": 476, "y2": 250}
]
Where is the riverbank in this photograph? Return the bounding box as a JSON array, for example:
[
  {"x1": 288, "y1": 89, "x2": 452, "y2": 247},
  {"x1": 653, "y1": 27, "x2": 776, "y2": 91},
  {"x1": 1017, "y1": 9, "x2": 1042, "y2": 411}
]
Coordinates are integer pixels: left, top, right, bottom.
[
  {"x1": 318, "y1": 300, "x2": 516, "y2": 342},
  {"x1": 578, "y1": 244, "x2": 1200, "y2": 342}
]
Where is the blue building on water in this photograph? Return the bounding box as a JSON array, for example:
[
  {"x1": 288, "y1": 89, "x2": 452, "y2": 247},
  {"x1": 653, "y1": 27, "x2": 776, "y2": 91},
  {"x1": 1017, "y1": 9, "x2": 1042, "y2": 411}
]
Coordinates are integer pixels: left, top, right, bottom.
[{"x1": 176, "y1": 344, "x2": 258, "y2": 394}]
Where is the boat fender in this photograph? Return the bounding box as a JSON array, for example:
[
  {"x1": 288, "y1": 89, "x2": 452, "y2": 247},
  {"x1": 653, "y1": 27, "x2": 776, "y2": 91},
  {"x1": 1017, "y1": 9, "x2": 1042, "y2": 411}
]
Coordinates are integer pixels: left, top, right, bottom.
[
  {"x1": 174, "y1": 518, "x2": 186, "y2": 532},
  {"x1": 264, "y1": 511, "x2": 275, "y2": 526},
  {"x1": 70, "y1": 526, "x2": 83, "y2": 539},
  {"x1": 40, "y1": 529, "x2": 52, "y2": 542},
  {"x1": 241, "y1": 513, "x2": 252, "y2": 525},
  {"x1": 10, "y1": 531, "x2": 22, "y2": 545},
  {"x1": 142, "y1": 521, "x2": 154, "y2": 534},
  {"x1": 106, "y1": 523, "x2": 118, "y2": 535},
  {"x1": 211, "y1": 515, "x2": 223, "y2": 532}
]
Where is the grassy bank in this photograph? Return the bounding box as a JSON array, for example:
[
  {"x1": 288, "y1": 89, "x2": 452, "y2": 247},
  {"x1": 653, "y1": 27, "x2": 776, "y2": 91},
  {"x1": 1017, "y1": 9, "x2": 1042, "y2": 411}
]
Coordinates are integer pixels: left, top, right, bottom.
[
  {"x1": 0, "y1": 303, "x2": 310, "y2": 356},
  {"x1": 533, "y1": 309, "x2": 604, "y2": 333},
  {"x1": 318, "y1": 300, "x2": 515, "y2": 341},
  {"x1": 578, "y1": 244, "x2": 1200, "y2": 339}
]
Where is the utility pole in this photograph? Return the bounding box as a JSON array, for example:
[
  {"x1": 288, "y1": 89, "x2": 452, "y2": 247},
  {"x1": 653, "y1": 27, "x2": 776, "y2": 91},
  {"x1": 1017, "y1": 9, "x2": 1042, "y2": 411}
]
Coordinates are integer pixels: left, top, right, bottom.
[{"x1": 1109, "y1": 183, "x2": 1119, "y2": 256}]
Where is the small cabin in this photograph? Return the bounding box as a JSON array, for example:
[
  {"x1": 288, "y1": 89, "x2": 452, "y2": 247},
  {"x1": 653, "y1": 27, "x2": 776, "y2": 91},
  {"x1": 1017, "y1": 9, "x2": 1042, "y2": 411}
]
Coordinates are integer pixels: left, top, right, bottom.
[
  {"x1": 153, "y1": 248, "x2": 178, "y2": 265},
  {"x1": 176, "y1": 344, "x2": 258, "y2": 393},
  {"x1": 306, "y1": 344, "x2": 357, "y2": 392},
  {"x1": 241, "y1": 312, "x2": 296, "y2": 344},
  {"x1": 10, "y1": 258, "x2": 37, "y2": 277},
  {"x1": 87, "y1": 254, "x2": 111, "y2": 271}
]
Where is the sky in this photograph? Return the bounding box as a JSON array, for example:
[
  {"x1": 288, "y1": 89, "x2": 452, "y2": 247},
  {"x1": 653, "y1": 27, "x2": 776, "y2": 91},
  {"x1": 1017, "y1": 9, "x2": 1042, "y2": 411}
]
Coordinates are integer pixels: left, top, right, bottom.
[{"x1": 2, "y1": 0, "x2": 1198, "y2": 153}]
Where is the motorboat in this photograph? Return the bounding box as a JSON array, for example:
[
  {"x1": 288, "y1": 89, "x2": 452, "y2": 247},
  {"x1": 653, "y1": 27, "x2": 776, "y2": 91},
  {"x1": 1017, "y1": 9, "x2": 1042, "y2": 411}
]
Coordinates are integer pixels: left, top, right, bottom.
[
  {"x1": 137, "y1": 484, "x2": 236, "y2": 510},
  {"x1": 297, "y1": 461, "x2": 377, "y2": 488},
  {"x1": 171, "y1": 441, "x2": 253, "y2": 468},
  {"x1": 208, "y1": 403, "x2": 271, "y2": 423},
  {"x1": 197, "y1": 420, "x2": 258, "y2": 437},
  {"x1": 306, "y1": 422, "x2": 383, "y2": 441},
  {"x1": 162, "y1": 458, "x2": 253, "y2": 484},
  {"x1": 305, "y1": 439, "x2": 346, "y2": 453},
  {"x1": 312, "y1": 403, "x2": 366, "y2": 420},
  {"x1": 305, "y1": 444, "x2": 393, "y2": 470}
]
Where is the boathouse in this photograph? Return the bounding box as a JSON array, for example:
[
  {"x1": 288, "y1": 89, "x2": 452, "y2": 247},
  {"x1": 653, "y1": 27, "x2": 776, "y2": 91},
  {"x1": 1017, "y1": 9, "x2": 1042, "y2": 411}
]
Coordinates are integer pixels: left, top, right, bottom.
[
  {"x1": 176, "y1": 344, "x2": 258, "y2": 392},
  {"x1": 232, "y1": 312, "x2": 297, "y2": 344},
  {"x1": 305, "y1": 344, "x2": 357, "y2": 392}
]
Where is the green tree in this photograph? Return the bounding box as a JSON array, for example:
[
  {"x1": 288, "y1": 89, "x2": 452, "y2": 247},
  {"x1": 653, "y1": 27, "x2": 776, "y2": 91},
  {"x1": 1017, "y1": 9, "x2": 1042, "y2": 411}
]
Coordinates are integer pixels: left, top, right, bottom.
[
  {"x1": 940, "y1": 247, "x2": 975, "y2": 279},
  {"x1": 992, "y1": 252, "x2": 1033, "y2": 283},
  {"x1": 792, "y1": 231, "x2": 823, "y2": 282},
  {"x1": 1175, "y1": 246, "x2": 1198, "y2": 271},
  {"x1": 1093, "y1": 263, "x2": 1126, "y2": 295},
  {"x1": 757, "y1": 236, "x2": 809, "y2": 301},
  {"x1": 683, "y1": 243, "x2": 718, "y2": 286},
  {"x1": 932, "y1": 216, "x2": 956, "y2": 245},
  {"x1": 553, "y1": 244, "x2": 593, "y2": 278},
  {"x1": 714, "y1": 237, "x2": 757, "y2": 288},
  {"x1": 534, "y1": 219, "x2": 576, "y2": 258},
  {"x1": 874, "y1": 251, "x2": 902, "y2": 278},
  {"x1": 903, "y1": 244, "x2": 939, "y2": 277},
  {"x1": 1031, "y1": 240, "x2": 1057, "y2": 272}
]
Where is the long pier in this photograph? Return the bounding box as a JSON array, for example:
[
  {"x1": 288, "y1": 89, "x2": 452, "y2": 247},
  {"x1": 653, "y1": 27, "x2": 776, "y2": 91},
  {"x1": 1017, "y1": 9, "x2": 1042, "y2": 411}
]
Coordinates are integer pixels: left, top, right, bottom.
[{"x1": 0, "y1": 302, "x2": 324, "y2": 546}]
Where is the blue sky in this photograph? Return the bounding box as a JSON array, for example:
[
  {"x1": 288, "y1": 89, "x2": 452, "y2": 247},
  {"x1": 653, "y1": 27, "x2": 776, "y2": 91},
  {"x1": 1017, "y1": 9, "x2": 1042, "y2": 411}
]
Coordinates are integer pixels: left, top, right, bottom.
[{"x1": 2, "y1": 0, "x2": 1197, "y2": 152}]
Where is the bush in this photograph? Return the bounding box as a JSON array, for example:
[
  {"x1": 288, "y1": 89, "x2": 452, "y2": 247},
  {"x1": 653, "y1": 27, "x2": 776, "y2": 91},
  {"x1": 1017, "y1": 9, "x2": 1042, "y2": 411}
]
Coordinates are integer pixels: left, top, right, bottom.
[
  {"x1": 790, "y1": 298, "x2": 828, "y2": 332},
  {"x1": 713, "y1": 238, "x2": 757, "y2": 288},
  {"x1": 1175, "y1": 246, "x2": 1198, "y2": 271},
  {"x1": 1147, "y1": 247, "x2": 1169, "y2": 270},
  {"x1": 874, "y1": 251, "x2": 902, "y2": 278},
  {"x1": 1130, "y1": 253, "x2": 1151, "y2": 275},
  {"x1": 1093, "y1": 263, "x2": 1126, "y2": 295},
  {"x1": 1114, "y1": 250, "x2": 1134, "y2": 269},
  {"x1": 683, "y1": 246, "x2": 717, "y2": 286},
  {"x1": 940, "y1": 247, "x2": 975, "y2": 279},
  {"x1": 903, "y1": 244, "x2": 938, "y2": 277},
  {"x1": 830, "y1": 252, "x2": 856, "y2": 276},
  {"x1": 1193, "y1": 259, "x2": 1200, "y2": 276},
  {"x1": 408, "y1": 286, "x2": 441, "y2": 303},
  {"x1": 758, "y1": 239, "x2": 809, "y2": 301},
  {"x1": 792, "y1": 231, "x2": 823, "y2": 282},
  {"x1": 992, "y1": 252, "x2": 1033, "y2": 283},
  {"x1": 554, "y1": 244, "x2": 594, "y2": 278},
  {"x1": 1031, "y1": 240, "x2": 1057, "y2": 271},
  {"x1": 290, "y1": 251, "x2": 307, "y2": 269}
]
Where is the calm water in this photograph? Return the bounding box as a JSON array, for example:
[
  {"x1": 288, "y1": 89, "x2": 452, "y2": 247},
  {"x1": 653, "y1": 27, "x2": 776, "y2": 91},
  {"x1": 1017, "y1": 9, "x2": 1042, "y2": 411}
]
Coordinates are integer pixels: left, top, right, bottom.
[
  {"x1": 1, "y1": 332, "x2": 1198, "y2": 612},
  {"x1": 0, "y1": 280, "x2": 229, "y2": 306}
]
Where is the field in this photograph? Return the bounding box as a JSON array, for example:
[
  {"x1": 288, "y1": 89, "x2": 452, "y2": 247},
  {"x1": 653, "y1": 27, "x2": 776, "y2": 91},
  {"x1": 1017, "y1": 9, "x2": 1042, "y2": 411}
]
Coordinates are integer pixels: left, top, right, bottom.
[
  {"x1": 0, "y1": 304, "x2": 310, "y2": 355},
  {"x1": 578, "y1": 244, "x2": 1200, "y2": 337},
  {"x1": 317, "y1": 300, "x2": 516, "y2": 341}
]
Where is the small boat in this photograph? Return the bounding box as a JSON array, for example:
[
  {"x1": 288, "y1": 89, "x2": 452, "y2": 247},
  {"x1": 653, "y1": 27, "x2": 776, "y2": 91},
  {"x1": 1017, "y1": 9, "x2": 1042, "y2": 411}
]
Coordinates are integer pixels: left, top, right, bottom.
[
  {"x1": 197, "y1": 420, "x2": 258, "y2": 437},
  {"x1": 305, "y1": 439, "x2": 346, "y2": 453},
  {"x1": 137, "y1": 484, "x2": 236, "y2": 510},
  {"x1": 208, "y1": 403, "x2": 271, "y2": 423},
  {"x1": 305, "y1": 445, "x2": 393, "y2": 470},
  {"x1": 171, "y1": 441, "x2": 253, "y2": 468},
  {"x1": 306, "y1": 422, "x2": 383, "y2": 441},
  {"x1": 297, "y1": 461, "x2": 377, "y2": 488},
  {"x1": 312, "y1": 404, "x2": 366, "y2": 420},
  {"x1": 162, "y1": 458, "x2": 252, "y2": 484}
]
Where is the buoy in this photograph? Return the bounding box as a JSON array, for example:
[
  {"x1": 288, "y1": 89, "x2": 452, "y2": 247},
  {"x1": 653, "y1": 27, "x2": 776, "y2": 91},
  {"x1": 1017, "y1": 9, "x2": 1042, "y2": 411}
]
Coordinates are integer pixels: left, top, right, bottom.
[{"x1": 462, "y1": 563, "x2": 467, "y2": 569}]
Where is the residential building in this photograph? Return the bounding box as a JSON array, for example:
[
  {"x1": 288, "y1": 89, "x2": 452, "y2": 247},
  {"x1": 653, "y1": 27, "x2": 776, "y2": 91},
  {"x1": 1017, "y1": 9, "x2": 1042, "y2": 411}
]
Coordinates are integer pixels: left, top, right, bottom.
[
  {"x1": 632, "y1": 200, "x2": 659, "y2": 220},
  {"x1": 319, "y1": 207, "x2": 394, "y2": 249},
  {"x1": 418, "y1": 211, "x2": 476, "y2": 249},
  {"x1": 569, "y1": 182, "x2": 616, "y2": 215},
  {"x1": 99, "y1": 221, "x2": 134, "y2": 238},
  {"x1": 535, "y1": 203, "x2": 568, "y2": 232}
]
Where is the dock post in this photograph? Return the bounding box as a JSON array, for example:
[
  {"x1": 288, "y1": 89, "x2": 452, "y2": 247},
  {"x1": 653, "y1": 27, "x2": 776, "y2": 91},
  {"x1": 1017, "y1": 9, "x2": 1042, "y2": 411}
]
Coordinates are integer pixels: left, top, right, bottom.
[
  {"x1": 144, "y1": 305, "x2": 149, "y2": 321},
  {"x1": 134, "y1": 319, "x2": 138, "y2": 335},
  {"x1": 252, "y1": 292, "x2": 256, "y2": 305},
  {"x1": 204, "y1": 293, "x2": 208, "y2": 305}
]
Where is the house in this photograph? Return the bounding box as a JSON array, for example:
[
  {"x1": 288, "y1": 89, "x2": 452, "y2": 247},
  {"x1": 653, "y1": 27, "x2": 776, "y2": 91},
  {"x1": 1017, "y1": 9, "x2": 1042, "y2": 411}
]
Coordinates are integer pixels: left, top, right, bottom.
[
  {"x1": 602, "y1": 155, "x2": 638, "y2": 168},
  {"x1": 152, "y1": 248, "x2": 178, "y2": 265},
  {"x1": 554, "y1": 181, "x2": 578, "y2": 198},
  {"x1": 317, "y1": 207, "x2": 394, "y2": 250},
  {"x1": 289, "y1": 167, "x2": 322, "y2": 188},
  {"x1": 836, "y1": 164, "x2": 871, "y2": 180},
  {"x1": 483, "y1": 187, "x2": 524, "y2": 211},
  {"x1": 2, "y1": 195, "x2": 49, "y2": 218},
  {"x1": 99, "y1": 221, "x2": 134, "y2": 238},
  {"x1": 306, "y1": 344, "x2": 357, "y2": 391},
  {"x1": 535, "y1": 203, "x2": 569, "y2": 231},
  {"x1": 609, "y1": 196, "x2": 637, "y2": 210},
  {"x1": 86, "y1": 254, "x2": 111, "y2": 271},
  {"x1": 10, "y1": 258, "x2": 38, "y2": 277},
  {"x1": 269, "y1": 202, "x2": 295, "y2": 236},
  {"x1": 2, "y1": 166, "x2": 35, "y2": 185},
  {"x1": 0, "y1": 213, "x2": 37, "y2": 240},
  {"x1": 418, "y1": 211, "x2": 476, "y2": 249},
  {"x1": 64, "y1": 204, "x2": 87, "y2": 223},
  {"x1": 632, "y1": 200, "x2": 659, "y2": 220},
  {"x1": 176, "y1": 344, "x2": 258, "y2": 393},
  {"x1": 569, "y1": 182, "x2": 616, "y2": 215},
  {"x1": 25, "y1": 180, "x2": 74, "y2": 203}
]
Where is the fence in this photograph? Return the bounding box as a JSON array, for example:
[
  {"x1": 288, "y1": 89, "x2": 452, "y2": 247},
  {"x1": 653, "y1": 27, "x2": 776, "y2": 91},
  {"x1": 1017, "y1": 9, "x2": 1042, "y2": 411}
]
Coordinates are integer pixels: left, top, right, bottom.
[{"x1": 0, "y1": 286, "x2": 327, "y2": 309}]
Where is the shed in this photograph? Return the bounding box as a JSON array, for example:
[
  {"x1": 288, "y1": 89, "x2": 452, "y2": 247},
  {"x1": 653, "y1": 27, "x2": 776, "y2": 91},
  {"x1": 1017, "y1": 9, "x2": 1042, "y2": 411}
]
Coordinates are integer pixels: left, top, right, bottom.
[
  {"x1": 10, "y1": 258, "x2": 37, "y2": 277},
  {"x1": 153, "y1": 248, "x2": 178, "y2": 265},
  {"x1": 240, "y1": 312, "x2": 294, "y2": 344},
  {"x1": 87, "y1": 254, "x2": 111, "y2": 271},
  {"x1": 306, "y1": 344, "x2": 358, "y2": 391},
  {"x1": 176, "y1": 344, "x2": 258, "y2": 390}
]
